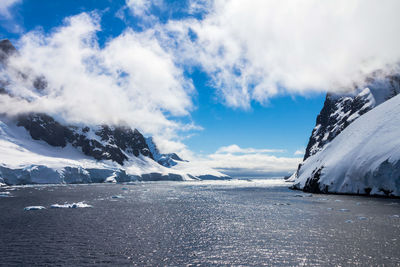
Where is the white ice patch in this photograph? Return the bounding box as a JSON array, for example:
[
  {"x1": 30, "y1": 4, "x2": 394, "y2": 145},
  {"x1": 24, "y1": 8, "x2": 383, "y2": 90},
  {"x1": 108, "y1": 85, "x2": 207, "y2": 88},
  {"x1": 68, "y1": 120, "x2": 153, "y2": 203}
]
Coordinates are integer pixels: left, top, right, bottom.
[
  {"x1": 50, "y1": 202, "x2": 92, "y2": 208},
  {"x1": 24, "y1": 206, "x2": 45, "y2": 210},
  {"x1": 0, "y1": 191, "x2": 11, "y2": 197}
]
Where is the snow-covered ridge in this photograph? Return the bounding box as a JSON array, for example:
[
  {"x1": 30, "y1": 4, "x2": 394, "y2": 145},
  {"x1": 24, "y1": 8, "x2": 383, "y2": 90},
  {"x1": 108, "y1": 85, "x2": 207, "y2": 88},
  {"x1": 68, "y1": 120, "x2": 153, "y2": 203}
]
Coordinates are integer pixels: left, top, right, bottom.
[
  {"x1": 292, "y1": 93, "x2": 400, "y2": 197},
  {"x1": 0, "y1": 117, "x2": 229, "y2": 185},
  {"x1": 303, "y1": 76, "x2": 399, "y2": 160}
]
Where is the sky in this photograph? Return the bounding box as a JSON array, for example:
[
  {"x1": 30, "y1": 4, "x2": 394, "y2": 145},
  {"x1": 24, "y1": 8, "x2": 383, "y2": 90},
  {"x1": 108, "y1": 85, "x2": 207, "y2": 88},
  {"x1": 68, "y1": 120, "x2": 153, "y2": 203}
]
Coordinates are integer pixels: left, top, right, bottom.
[{"x1": 1, "y1": 0, "x2": 399, "y2": 177}]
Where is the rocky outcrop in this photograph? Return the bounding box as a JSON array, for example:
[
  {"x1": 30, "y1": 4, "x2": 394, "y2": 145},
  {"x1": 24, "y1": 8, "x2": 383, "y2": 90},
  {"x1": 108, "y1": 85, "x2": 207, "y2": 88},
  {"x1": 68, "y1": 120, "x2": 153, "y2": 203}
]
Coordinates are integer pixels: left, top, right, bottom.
[{"x1": 17, "y1": 113, "x2": 153, "y2": 165}]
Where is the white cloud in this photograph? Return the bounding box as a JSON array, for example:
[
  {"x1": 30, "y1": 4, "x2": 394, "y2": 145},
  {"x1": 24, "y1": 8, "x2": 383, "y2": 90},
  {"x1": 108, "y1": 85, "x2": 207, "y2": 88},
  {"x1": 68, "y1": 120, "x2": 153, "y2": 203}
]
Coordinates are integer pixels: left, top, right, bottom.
[
  {"x1": 216, "y1": 144, "x2": 284, "y2": 154},
  {"x1": 160, "y1": 0, "x2": 400, "y2": 108},
  {"x1": 123, "y1": 0, "x2": 163, "y2": 26},
  {"x1": 0, "y1": 0, "x2": 21, "y2": 18},
  {"x1": 294, "y1": 149, "x2": 305, "y2": 156},
  {"x1": 198, "y1": 145, "x2": 301, "y2": 177},
  {"x1": 0, "y1": 12, "x2": 196, "y2": 153},
  {"x1": 126, "y1": 0, "x2": 152, "y2": 17}
]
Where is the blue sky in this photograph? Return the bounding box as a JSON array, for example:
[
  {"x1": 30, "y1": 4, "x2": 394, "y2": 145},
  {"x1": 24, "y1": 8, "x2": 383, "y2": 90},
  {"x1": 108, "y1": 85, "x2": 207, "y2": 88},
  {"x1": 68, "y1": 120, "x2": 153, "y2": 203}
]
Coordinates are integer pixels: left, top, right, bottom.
[{"x1": 1, "y1": 0, "x2": 397, "y2": 176}]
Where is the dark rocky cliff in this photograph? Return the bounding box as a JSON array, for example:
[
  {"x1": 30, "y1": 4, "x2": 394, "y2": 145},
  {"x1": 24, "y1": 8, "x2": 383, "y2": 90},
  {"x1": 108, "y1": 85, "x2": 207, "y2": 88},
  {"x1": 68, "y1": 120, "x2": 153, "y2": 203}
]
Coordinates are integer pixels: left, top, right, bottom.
[{"x1": 17, "y1": 113, "x2": 153, "y2": 165}]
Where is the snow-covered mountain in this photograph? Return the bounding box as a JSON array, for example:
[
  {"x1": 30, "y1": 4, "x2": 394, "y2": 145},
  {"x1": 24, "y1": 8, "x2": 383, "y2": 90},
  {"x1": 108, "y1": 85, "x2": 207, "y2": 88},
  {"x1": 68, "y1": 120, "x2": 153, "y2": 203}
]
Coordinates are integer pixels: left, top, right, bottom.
[
  {"x1": 303, "y1": 76, "x2": 400, "y2": 160},
  {"x1": 0, "y1": 39, "x2": 229, "y2": 185},
  {"x1": 0, "y1": 115, "x2": 228, "y2": 185},
  {"x1": 291, "y1": 75, "x2": 400, "y2": 197}
]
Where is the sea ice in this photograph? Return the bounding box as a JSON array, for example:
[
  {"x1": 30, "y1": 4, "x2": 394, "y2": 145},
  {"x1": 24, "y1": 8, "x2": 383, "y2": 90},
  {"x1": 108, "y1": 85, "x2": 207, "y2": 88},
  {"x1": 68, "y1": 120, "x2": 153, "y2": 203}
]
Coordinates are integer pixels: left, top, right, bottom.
[
  {"x1": 273, "y1": 202, "x2": 291, "y2": 206},
  {"x1": 51, "y1": 202, "x2": 92, "y2": 208},
  {"x1": 339, "y1": 209, "x2": 350, "y2": 212},
  {"x1": 24, "y1": 206, "x2": 45, "y2": 210},
  {"x1": 0, "y1": 192, "x2": 11, "y2": 197}
]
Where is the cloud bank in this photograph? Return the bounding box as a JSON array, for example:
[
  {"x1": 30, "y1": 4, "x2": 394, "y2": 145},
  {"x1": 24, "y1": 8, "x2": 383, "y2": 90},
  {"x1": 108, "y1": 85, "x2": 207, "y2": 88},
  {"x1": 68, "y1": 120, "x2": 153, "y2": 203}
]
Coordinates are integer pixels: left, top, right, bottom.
[
  {"x1": 198, "y1": 144, "x2": 301, "y2": 178},
  {"x1": 161, "y1": 0, "x2": 400, "y2": 108}
]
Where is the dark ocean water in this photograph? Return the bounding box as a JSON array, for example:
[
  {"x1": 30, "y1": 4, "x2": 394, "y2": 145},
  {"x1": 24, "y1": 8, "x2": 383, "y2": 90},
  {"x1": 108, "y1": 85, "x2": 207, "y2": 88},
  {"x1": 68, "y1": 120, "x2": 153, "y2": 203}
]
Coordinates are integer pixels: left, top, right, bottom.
[{"x1": 0, "y1": 179, "x2": 399, "y2": 266}]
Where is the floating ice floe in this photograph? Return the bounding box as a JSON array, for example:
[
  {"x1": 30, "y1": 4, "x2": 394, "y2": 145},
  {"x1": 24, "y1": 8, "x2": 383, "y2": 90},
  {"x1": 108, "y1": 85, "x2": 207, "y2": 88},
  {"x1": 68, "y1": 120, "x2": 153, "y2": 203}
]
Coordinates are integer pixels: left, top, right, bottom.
[
  {"x1": 339, "y1": 209, "x2": 350, "y2": 212},
  {"x1": 327, "y1": 208, "x2": 334, "y2": 211},
  {"x1": 273, "y1": 202, "x2": 291, "y2": 206},
  {"x1": 389, "y1": 215, "x2": 399, "y2": 218},
  {"x1": 0, "y1": 192, "x2": 11, "y2": 197},
  {"x1": 122, "y1": 187, "x2": 128, "y2": 190},
  {"x1": 385, "y1": 203, "x2": 399, "y2": 206},
  {"x1": 111, "y1": 195, "x2": 124, "y2": 199},
  {"x1": 293, "y1": 194, "x2": 312, "y2": 198},
  {"x1": 24, "y1": 206, "x2": 45, "y2": 211},
  {"x1": 358, "y1": 217, "x2": 368, "y2": 221},
  {"x1": 345, "y1": 220, "x2": 354, "y2": 223},
  {"x1": 51, "y1": 202, "x2": 92, "y2": 208}
]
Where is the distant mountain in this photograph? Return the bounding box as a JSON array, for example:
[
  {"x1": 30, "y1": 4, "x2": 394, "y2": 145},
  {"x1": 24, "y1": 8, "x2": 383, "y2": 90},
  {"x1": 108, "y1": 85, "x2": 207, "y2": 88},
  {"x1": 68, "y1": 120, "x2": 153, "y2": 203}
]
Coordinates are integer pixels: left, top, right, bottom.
[
  {"x1": 145, "y1": 137, "x2": 185, "y2": 167},
  {"x1": 291, "y1": 75, "x2": 400, "y2": 197}
]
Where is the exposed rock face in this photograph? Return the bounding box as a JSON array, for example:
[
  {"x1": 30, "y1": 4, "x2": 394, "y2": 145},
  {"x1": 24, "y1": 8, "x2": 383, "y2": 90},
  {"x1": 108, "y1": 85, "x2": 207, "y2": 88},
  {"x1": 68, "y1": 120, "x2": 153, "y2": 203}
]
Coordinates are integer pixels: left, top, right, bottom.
[
  {"x1": 17, "y1": 113, "x2": 153, "y2": 165},
  {"x1": 304, "y1": 75, "x2": 400, "y2": 160}
]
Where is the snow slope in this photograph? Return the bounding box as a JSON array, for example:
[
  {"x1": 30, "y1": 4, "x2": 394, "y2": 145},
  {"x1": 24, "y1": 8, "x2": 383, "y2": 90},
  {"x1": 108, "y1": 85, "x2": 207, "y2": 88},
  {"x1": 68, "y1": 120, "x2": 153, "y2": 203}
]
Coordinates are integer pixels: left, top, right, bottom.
[
  {"x1": 304, "y1": 76, "x2": 399, "y2": 160},
  {"x1": 292, "y1": 94, "x2": 400, "y2": 197},
  {"x1": 0, "y1": 118, "x2": 228, "y2": 185}
]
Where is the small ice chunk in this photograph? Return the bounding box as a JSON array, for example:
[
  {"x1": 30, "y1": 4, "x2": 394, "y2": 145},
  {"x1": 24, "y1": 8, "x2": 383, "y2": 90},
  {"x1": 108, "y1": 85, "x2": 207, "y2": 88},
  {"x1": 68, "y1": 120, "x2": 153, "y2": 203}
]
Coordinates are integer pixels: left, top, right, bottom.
[
  {"x1": 0, "y1": 192, "x2": 11, "y2": 197},
  {"x1": 111, "y1": 195, "x2": 124, "y2": 199},
  {"x1": 24, "y1": 206, "x2": 45, "y2": 211},
  {"x1": 122, "y1": 188, "x2": 128, "y2": 190},
  {"x1": 356, "y1": 202, "x2": 361, "y2": 206},
  {"x1": 293, "y1": 194, "x2": 312, "y2": 197},
  {"x1": 51, "y1": 202, "x2": 92, "y2": 208},
  {"x1": 389, "y1": 215, "x2": 399, "y2": 218},
  {"x1": 339, "y1": 209, "x2": 350, "y2": 212},
  {"x1": 327, "y1": 208, "x2": 334, "y2": 211},
  {"x1": 273, "y1": 202, "x2": 291, "y2": 206},
  {"x1": 358, "y1": 217, "x2": 368, "y2": 221},
  {"x1": 345, "y1": 220, "x2": 354, "y2": 223},
  {"x1": 335, "y1": 200, "x2": 343, "y2": 202}
]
